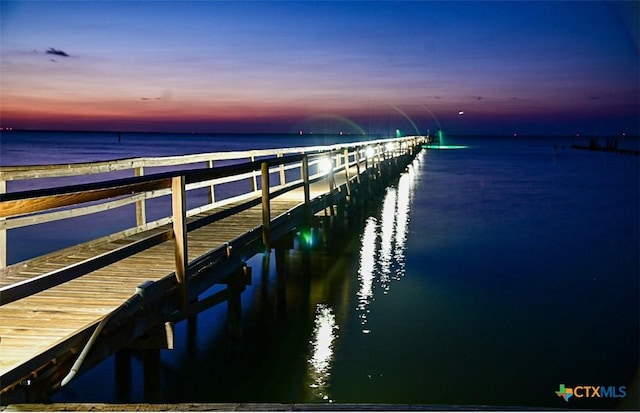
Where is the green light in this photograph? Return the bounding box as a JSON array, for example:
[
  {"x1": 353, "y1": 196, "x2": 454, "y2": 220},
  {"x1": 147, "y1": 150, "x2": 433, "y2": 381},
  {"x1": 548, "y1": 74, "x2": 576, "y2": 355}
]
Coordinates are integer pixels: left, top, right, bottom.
[
  {"x1": 300, "y1": 229, "x2": 314, "y2": 247},
  {"x1": 422, "y1": 144, "x2": 469, "y2": 150},
  {"x1": 395, "y1": 129, "x2": 402, "y2": 138}
]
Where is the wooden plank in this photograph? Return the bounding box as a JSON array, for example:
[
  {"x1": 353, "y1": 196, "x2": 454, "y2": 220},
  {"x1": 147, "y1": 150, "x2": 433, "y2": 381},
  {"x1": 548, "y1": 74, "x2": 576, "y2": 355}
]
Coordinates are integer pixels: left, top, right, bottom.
[{"x1": 0, "y1": 229, "x2": 172, "y2": 306}]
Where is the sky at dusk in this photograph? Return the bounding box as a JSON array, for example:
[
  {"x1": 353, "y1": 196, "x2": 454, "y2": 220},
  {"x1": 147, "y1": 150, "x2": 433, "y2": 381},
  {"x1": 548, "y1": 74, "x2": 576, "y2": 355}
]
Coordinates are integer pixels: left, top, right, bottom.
[{"x1": 1, "y1": 1, "x2": 638, "y2": 136}]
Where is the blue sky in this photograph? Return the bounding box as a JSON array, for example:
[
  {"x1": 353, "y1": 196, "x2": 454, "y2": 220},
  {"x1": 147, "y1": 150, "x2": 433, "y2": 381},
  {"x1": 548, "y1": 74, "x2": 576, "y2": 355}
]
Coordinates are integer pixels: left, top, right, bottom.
[{"x1": 1, "y1": 1, "x2": 638, "y2": 135}]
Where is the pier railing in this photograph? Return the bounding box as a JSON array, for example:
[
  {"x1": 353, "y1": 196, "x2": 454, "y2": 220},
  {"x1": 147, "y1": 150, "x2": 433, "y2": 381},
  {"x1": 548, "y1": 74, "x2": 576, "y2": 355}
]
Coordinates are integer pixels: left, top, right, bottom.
[{"x1": 0, "y1": 135, "x2": 423, "y2": 276}]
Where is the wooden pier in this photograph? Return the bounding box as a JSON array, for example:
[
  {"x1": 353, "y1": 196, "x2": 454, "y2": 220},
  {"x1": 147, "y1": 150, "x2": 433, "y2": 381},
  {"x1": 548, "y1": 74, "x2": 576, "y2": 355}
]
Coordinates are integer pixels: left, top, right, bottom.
[
  {"x1": 0, "y1": 136, "x2": 425, "y2": 404},
  {"x1": 571, "y1": 137, "x2": 640, "y2": 156}
]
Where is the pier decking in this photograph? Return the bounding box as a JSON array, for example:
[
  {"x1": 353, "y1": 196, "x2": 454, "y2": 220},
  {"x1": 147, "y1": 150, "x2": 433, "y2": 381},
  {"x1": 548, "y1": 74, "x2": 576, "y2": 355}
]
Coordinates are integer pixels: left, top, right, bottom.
[{"x1": 0, "y1": 136, "x2": 424, "y2": 403}]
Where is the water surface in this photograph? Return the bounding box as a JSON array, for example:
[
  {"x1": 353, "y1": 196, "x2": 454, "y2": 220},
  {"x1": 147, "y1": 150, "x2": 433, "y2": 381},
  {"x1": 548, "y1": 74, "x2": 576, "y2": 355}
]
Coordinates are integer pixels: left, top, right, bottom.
[{"x1": 2, "y1": 132, "x2": 637, "y2": 409}]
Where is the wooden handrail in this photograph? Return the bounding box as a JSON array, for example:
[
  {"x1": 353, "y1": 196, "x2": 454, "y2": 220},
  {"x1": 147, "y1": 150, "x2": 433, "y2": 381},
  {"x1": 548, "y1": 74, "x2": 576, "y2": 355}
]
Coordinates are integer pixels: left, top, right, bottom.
[
  {"x1": 0, "y1": 153, "x2": 305, "y2": 219},
  {"x1": 0, "y1": 178, "x2": 172, "y2": 219}
]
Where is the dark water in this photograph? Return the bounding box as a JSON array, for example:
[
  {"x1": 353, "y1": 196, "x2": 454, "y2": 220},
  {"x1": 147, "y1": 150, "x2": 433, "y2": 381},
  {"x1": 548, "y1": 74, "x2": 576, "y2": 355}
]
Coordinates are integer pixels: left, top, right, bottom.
[{"x1": 1, "y1": 131, "x2": 638, "y2": 409}]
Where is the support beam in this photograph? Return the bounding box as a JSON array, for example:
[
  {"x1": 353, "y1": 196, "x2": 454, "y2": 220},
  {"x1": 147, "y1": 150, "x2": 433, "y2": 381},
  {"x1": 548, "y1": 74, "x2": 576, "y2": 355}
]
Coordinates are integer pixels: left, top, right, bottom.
[
  {"x1": 328, "y1": 151, "x2": 336, "y2": 217},
  {"x1": 302, "y1": 155, "x2": 311, "y2": 222},
  {"x1": 278, "y1": 152, "x2": 286, "y2": 186},
  {"x1": 261, "y1": 162, "x2": 271, "y2": 252},
  {"x1": 114, "y1": 349, "x2": 132, "y2": 403},
  {"x1": 134, "y1": 167, "x2": 146, "y2": 227},
  {"x1": 354, "y1": 146, "x2": 362, "y2": 185},
  {"x1": 226, "y1": 266, "x2": 250, "y2": 351},
  {"x1": 250, "y1": 156, "x2": 258, "y2": 192},
  {"x1": 0, "y1": 178, "x2": 6, "y2": 268},
  {"x1": 343, "y1": 148, "x2": 352, "y2": 197},
  {"x1": 171, "y1": 176, "x2": 188, "y2": 311},
  {"x1": 142, "y1": 349, "x2": 162, "y2": 403},
  {"x1": 207, "y1": 160, "x2": 215, "y2": 204}
]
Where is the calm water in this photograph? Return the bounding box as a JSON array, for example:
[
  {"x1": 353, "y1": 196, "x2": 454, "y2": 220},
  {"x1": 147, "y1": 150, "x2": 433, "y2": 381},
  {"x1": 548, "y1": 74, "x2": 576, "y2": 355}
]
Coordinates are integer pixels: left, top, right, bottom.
[{"x1": 1, "y1": 131, "x2": 638, "y2": 409}]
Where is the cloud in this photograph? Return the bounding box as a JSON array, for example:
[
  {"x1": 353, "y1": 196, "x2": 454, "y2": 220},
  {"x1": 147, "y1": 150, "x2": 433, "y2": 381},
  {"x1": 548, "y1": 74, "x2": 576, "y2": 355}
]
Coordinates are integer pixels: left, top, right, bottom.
[{"x1": 46, "y1": 48, "x2": 69, "y2": 57}]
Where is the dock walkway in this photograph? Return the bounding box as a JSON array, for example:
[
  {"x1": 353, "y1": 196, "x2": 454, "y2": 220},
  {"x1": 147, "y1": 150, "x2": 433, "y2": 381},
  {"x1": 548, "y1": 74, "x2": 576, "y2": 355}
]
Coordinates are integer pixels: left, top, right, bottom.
[{"x1": 0, "y1": 136, "x2": 424, "y2": 403}]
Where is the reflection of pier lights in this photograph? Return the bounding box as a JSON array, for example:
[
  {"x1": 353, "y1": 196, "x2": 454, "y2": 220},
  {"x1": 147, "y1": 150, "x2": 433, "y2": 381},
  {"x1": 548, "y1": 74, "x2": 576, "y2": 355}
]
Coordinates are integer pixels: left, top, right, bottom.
[
  {"x1": 379, "y1": 187, "x2": 397, "y2": 289},
  {"x1": 307, "y1": 303, "x2": 338, "y2": 402},
  {"x1": 354, "y1": 162, "x2": 417, "y2": 332}
]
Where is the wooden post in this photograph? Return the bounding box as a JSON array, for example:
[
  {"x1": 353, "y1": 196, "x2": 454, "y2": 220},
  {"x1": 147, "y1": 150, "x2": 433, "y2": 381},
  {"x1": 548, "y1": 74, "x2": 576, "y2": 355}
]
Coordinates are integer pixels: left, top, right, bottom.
[
  {"x1": 328, "y1": 151, "x2": 335, "y2": 191},
  {"x1": 278, "y1": 152, "x2": 286, "y2": 186},
  {"x1": 172, "y1": 176, "x2": 188, "y2": 311},
  {"x1": 276, "y1": 245, "x2": 288, "y2": 316},
  {"x1": 343, "y1": 148, "x2": 352, "y2": 197},
  {"x1": 115, "y1": 349, "x2": 132, "y2": 402},
  {"x1": 302, "y1": 155, "x2": 311, "y2": 224},
  {"x1": 134, "y1": 167, "x2": 146, "y2": 227},
  {"x1": 261, "y1": 162, "x2": 271, "y2": 252},
  {"x1": 207, "y1": 160, "x2": 215, "y2": 204},
  {"x1": 327, "y1": 151, "x2": 336, "y2": 217},
  {"x1": 0, "y1": 178, "x2": 6, "y2": 268},
  {"x1": 142, "y1": 349, "x2": 162, "y2": 402},
  {"x1": 364, "y1": 147, "x2": 369, "y2": 170},
  {"x1": 275, "y1": 243, "x2": 287, "y2": 284},
  {"x1": 227, "y1": 282, "x2": 242, "y2": 350},
  {"x1": 227, "y1": 265, "x2": 250, "y2": 351},
  {"x1": 302, "y1": 155, "x2": 310, "y2": 206},
  {"x1": 354, "y1": 146, "x2": 362, "y2": 185},
  {"x1": 250, "y1": 156, "x2": 258, "y2": 192}
]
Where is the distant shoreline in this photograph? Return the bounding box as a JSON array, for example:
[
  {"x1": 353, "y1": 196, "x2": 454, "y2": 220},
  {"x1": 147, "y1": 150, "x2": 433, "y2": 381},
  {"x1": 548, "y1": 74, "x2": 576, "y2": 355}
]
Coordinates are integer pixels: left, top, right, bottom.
[
  {"x1": 571, "y1": 144, "x2": 640, "y2": 156},
  {"x1": 2, "y1": 128, "x2": 638, "y2": 140}
]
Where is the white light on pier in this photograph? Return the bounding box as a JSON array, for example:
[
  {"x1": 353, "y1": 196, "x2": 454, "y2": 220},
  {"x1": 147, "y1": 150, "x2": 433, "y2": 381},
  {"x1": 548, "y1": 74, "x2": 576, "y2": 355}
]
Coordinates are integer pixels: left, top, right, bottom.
[
  {"x1": 365, "y1": 147, "x2": 375, "y2": 159},
  {"x1": 318, "y1": 158, "x2": 333, "y2": 175},
  {"x1": 385, "y1": 142, "x2": 396, "y2": 153}
]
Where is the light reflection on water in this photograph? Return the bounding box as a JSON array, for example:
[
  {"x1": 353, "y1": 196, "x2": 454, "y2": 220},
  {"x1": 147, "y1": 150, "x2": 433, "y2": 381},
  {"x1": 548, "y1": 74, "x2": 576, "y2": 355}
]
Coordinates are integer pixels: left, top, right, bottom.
[
  {"x1": 305, "y1": 158, "x2": 421, "y2": 403},
  {"x1": 379, "y1": 187, "x2": 396, "y2": 289},
  {"x1": 356, "y1": 158, "x2": 419, "y2": 334},
  {"x1": 307, "y1": 158, "x2": 415, "y2": 403},
  {"x1": 307, "y1": 304, "x2": 339, "y2": 402},
  {"x1": 393, "y1": 164, "x2": 414, "y2": 276},
  {"x1": 356, "y1": 218, "x2": 377, "y2": 331}
]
